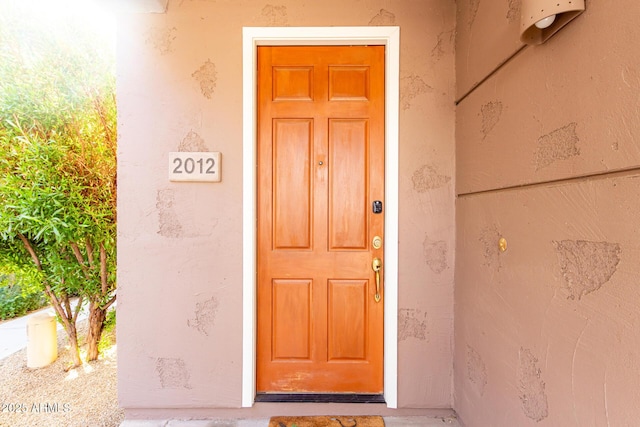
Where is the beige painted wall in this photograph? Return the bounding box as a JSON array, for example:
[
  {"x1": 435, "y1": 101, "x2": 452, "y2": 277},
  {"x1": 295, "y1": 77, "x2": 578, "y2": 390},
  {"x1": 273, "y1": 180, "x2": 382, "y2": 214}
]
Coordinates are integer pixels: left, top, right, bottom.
[
  {"x1": 455, "y1": 0, "x2": 640, "y2": 425},
  {"x1": 117, "y1": 0, "x2": 456, "y2": 417}
]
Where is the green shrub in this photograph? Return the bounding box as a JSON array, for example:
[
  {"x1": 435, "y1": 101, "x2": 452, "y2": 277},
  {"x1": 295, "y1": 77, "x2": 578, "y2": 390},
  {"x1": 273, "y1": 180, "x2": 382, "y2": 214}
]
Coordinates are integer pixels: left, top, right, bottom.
[
  {"x1": 97, "y1": 308, "x2": 116, "y2": 353},
  {"x1": 0, "y1": 274, "x2": 47, "y2": 320},
  {"x1": 0, "y1": 1, "x2": 116, "y2": 365}
]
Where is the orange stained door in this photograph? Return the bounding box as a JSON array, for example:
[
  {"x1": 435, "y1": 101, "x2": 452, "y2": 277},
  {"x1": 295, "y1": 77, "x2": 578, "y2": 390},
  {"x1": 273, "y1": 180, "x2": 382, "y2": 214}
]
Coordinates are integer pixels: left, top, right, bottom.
[{"x1": 257, "y1": 45, "x2": 385, "y2": 394}]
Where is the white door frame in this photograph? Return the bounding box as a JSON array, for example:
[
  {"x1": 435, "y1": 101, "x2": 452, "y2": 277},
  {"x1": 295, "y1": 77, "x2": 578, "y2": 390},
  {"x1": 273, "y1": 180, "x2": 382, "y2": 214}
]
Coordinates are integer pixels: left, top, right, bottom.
[{"x1": 242, "y1": 26, "x2": 400, "y2": 408}]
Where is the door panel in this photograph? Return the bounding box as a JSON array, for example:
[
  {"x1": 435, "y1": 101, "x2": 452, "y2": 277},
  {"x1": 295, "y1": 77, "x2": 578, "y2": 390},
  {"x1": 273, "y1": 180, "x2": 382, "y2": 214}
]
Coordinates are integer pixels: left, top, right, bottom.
[
  {"x1": 272, "y1": 279, "x2": 312, "y2": 360},
  {"x1": 257, "y1": 45, "x2": 385, "y2": 394},
  {"x1": 329, "y1": 119, "x2": 368, "y2": 250},
  {"x1": 327, "y1": 279, "x2": 368, "y2": 360},
  {"x1": 273, "y1": 119, "x2": 313, "y2": 249},
  {"x1": 329, "y1": 66, "x2": 370, "y2": 100},
  {"x1": 273, "y1": 67, "x2": 314, "y2": 101}
]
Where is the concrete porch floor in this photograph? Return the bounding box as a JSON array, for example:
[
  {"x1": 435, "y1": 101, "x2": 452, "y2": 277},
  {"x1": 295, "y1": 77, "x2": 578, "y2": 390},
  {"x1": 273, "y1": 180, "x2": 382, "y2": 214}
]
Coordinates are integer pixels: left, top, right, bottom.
[{"x1": 120, "y1": 416, "x2": 462, "y2": 426}]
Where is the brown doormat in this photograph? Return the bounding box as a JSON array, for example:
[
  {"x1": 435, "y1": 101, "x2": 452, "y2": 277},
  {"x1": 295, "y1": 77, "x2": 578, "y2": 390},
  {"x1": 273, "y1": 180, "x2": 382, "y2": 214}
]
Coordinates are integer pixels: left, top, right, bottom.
[{"x1": 269, "y1": 416, "x2": 384, "y2": 427}]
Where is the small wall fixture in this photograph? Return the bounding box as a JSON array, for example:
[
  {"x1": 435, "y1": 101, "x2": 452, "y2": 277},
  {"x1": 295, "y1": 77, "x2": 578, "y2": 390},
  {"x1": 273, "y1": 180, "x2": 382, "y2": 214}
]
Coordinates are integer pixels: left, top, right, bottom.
[
  {"x1": 520, "y1": 0, "x2": 585, "y2": 45},
  {"x1": 498, "y1": 237, "x2": 508, "y2": 253}
]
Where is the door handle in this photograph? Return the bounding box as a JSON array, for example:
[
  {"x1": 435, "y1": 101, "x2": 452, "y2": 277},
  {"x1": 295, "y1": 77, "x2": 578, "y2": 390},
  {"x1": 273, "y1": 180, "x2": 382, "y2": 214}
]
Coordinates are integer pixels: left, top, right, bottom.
[{"x1": 372, "y1": 258, "x2": 382, "y2": 303}]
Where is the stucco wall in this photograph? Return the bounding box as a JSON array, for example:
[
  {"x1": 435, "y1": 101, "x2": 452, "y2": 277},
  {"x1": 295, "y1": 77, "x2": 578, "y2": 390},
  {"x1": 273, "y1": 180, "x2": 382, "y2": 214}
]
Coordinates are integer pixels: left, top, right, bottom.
[
  {"x1": 454, "y1": 0, "x2": 640, "y2": 425},
  {"x1": 117, "y1": 0, "x2": 456, "y2": 416}
]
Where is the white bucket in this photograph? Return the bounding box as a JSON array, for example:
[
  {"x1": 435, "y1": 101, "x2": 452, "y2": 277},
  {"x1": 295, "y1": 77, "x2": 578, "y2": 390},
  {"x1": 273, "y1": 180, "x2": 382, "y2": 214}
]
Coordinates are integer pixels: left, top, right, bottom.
[{"x1": 26, "y1": 313, "x2": 58, "y2": 368}]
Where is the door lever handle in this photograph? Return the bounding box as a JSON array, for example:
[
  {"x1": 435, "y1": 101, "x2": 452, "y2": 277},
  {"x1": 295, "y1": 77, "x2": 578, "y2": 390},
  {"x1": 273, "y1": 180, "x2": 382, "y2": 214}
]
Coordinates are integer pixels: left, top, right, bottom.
[{"x1": 372, "y1": 258, "x2": 382, "y2": 302}]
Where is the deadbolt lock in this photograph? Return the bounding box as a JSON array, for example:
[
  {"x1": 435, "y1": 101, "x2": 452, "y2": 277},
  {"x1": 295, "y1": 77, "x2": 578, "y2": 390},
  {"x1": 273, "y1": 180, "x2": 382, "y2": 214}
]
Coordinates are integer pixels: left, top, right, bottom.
[{"x1": 372, "y1": 235, "x2": 382, "y2": 249}]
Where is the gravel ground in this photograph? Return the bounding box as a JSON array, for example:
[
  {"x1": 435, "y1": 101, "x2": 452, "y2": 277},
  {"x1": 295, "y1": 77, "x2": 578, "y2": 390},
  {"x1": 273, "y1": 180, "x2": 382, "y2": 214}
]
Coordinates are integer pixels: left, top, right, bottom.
[{"x1": 0, "y1": 320, "x2": 123, "y2": 427}]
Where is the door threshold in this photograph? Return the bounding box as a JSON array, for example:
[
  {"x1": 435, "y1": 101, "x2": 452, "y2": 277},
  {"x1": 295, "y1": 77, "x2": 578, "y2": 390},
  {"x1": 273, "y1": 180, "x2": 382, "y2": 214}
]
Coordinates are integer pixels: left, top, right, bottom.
[{"x1": 255, "y1": 393, "x2": 386, "y2": 404}]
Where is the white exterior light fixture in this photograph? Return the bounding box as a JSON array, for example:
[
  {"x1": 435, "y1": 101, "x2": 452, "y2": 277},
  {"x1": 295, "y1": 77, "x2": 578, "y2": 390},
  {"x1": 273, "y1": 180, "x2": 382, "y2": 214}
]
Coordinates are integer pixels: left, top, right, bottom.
[{"x1": 521, "y1": 0, "x2": 585, "y2": 45}]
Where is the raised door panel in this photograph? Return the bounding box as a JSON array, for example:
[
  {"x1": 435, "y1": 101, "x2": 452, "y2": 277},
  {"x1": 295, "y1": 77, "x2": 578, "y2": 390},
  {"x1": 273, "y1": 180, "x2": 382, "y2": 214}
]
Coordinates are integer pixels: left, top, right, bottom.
[
  {"x1": 273, "y1": 66, "x2": 314, "y2": 101},
  {"x1": 272, "y1": 279, "x2": 312, "y2": 360},
  {"x1": 329, "y1": 119, "x2": 368, "y2": 250},
  {"x1": 329, "y1": 66, "x2": 370, "y2": 101},
  {"x1": 273, "y1": 119, "x2": 313, "y2": 249},
  {"x1": 327, "y1": 279, "x2": 368, "y2": 361}
]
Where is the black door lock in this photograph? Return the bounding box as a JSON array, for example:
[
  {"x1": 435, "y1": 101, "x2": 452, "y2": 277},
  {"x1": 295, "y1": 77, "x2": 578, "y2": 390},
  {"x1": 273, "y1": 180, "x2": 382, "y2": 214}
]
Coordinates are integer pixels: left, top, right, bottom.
[{"x1": 372, "y1": 200, "x2": 383, "y2": 214}]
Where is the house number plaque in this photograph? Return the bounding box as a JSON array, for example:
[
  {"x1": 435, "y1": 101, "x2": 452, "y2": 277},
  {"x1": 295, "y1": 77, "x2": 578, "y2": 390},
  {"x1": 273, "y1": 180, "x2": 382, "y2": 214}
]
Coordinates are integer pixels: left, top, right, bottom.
[{"x1": 169, "y1": 152, "x2": 221, "y2": 182}]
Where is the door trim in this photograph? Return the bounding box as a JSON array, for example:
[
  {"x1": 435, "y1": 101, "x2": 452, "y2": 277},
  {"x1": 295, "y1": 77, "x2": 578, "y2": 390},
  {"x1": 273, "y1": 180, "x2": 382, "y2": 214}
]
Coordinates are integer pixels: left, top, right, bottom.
[{"x1": 242, "y1": 26, "x2": 400, "y2": 408}]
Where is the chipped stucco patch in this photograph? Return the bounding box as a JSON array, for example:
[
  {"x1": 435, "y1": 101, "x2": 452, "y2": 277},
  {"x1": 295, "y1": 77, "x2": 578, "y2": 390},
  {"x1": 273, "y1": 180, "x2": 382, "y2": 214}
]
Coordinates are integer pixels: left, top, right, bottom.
[
  {"x1": 368, "y1": 9, "x2": 396, "y2": 26},
  {"x1": 535, "y1": 122, "x2": 580, "y2": 170},
  {"x1": 468, "y1": 0, "x2": 480, "y2": 28},
  {"x1": 156, "y1": 189, "x2": 218, "y2": 239},
  {"x1": 398, "y1": 309, "x2": 428, "y2": 342},
  {"x1": 187, "y1": 296, "x2": 219, "y2": 336},
  {"x1": 400, "y1": 75, "x2": 433, "y2": 110},
  {"x1": 156, "y1": 358, "x2": 192, "y2": 389},
  {"x1": 431, "y1": 29, "x2": 455, "y2": 61},
  {"x1": 517, "y1": 348, "x2": 549, "y2": 422},
  {"x1": 261, "y1": 4, "x2": 288, "y2": 26},
  {"x1": 480, "y1": 101, "x2": 503, "y2": 140},
  {"x1": 156, "y1": 189, "x2": 183, "y2": 238},
  {"x1": 179, "y1": 130, "x2": 208, "y2": 152},
  {"x1": 423, "y1": 236, "x2": 448, "y2": 274},
  {"x1": 467, "y1": 345, "x2": 487, "y2": 396},
  {"x1": 507, "y1": 0, "x2": 521, "y2": 24},
  {"x1": 192, "y1": 60, "x2": 217, "y2": 99},
  {"x1": 412, "y1": 165, "x2": 451, "y2": 192},
  {"x1": 553, "y1": 240, "x2": 622, "y2": 300},
  {"x1": 621, "y1": 64, "x2": 640, "y2": 89},
  {"x1": 479, "y1": 226, "x2": 503, "y2": 271},
  {"x1": 146, "y1": 26, "x2": 177, "y2": 55}
]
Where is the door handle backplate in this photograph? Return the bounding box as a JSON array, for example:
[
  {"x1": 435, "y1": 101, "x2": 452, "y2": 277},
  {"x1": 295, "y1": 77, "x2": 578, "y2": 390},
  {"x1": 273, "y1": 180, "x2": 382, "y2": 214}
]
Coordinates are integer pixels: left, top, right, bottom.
[{"x1": 372, "y1": 258, "x2": 382, "y2": 302}]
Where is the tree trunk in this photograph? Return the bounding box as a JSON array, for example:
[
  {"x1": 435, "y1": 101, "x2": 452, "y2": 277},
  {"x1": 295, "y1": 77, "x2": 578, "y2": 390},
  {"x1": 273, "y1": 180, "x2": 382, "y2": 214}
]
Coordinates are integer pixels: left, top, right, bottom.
[
  {"x1": 18, "y1": 234, "x2": 84, "y2": 367},
  {"x1": 42, "y1": 287, "x2": 83, "y2": 368},
  {"x1": 66, "y1": 325, "x2": 82, "y2": 368},
  {"x1": 86, "y1": 300, "x2": 107, "y2": 361}
]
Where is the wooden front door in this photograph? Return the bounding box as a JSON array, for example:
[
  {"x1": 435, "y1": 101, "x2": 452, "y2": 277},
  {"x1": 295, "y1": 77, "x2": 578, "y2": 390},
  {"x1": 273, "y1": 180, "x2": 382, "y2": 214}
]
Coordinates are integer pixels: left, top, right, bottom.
[{"x1": 257, "y1": 45, "x2": 385, "y2": 394}]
